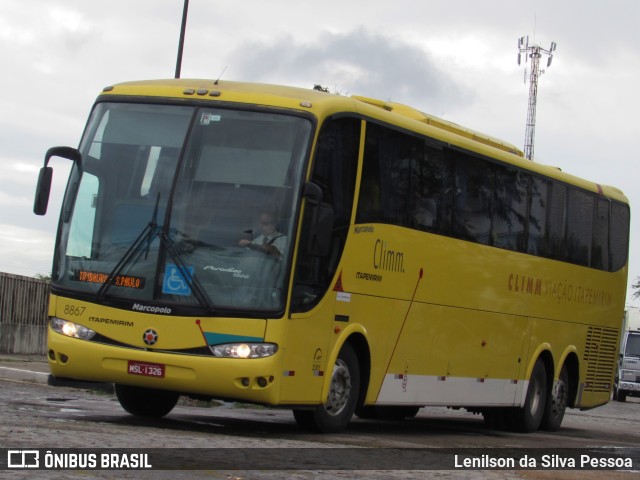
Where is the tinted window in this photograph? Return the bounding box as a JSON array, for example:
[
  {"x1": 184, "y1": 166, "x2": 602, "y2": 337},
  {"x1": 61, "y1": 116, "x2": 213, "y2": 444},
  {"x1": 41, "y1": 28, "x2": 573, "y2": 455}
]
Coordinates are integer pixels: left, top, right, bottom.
[
  {"x1": 592, "y1": 197, "x2": 610, "y2": 270},
  {"x1": 546, "y1": 182, "x2": 566, "y2": 260},
  {"x1": 412, "y1": 144, "x2": 451, "y2": 234},
  {"x1": 354, "y1": 121, "x2": 629, "y2": 273},
  {"x1": 611, "y1": 202, "x2": 630, "y2": 271},
  {"x1": 566, "y1": 188, "x2": 594, "y2": 266},
  {"x1": 451, "y1": 152, "x2": 494, "y2": 245},
  {"x1": 528, "y1": 177, "x2": 548, "y2": 256},
  {"x1": 493, "y1": 167, "x2": 528, "y2": 251},
  {"x1": 358, "y1": 124, "x2": 420, "y2": 226}
]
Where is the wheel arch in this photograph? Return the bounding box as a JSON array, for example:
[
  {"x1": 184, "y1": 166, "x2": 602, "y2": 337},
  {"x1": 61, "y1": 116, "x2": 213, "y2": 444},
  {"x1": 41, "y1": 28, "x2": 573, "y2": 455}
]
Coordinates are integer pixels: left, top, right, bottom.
[
  {"x1": 531, "y1": 347, "x2": 579, "y2": 409},
  {"x1": 524, "y1": 346, "x2": 554, "y2": 407},
  {"x1": 537, "y1": 349, "x2": 555, "y2": 394},
  {"x1": 560, "y1": 351, "x2": 580, "y2": 408},
  {"x1": 345, "y1": 332, "x2": 371, "y2": 410},
  {"x1": 526, "y1": 344, "x2": 553, "y2": 380}
]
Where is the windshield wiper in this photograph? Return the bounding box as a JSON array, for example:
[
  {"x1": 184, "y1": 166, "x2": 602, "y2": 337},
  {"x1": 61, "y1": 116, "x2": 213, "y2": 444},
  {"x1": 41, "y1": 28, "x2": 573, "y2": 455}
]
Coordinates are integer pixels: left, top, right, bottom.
[
  {"x1": 96, "y1": 194, "x2": 161, "y2": 301},
  {"x1": 95, "y1": 193, "x2": 216, "y2": 313}
]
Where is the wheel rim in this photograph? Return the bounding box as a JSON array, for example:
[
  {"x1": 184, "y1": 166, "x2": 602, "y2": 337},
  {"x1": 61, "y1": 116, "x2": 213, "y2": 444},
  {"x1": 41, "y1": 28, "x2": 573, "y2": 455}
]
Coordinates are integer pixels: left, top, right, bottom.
[
  {"x1": 325, "y1": 358, "x2": 352, "y2": 416},
  {"x1": 551, "y1": 379, "x2": 567, "y2": 416}
]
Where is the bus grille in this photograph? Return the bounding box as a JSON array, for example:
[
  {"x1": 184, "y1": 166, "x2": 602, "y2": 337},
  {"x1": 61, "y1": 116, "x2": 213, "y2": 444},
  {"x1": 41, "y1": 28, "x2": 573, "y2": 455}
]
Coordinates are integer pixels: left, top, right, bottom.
[{"x1": 583, "y1": 326, "x2": 618, "y2": 393}]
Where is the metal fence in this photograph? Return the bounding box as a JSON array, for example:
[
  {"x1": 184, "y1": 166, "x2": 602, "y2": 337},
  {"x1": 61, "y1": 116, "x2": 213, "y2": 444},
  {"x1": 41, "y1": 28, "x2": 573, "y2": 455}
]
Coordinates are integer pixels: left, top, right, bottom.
[{"x1": 0, "y1": 272, "x2": 50, "y2": 354}]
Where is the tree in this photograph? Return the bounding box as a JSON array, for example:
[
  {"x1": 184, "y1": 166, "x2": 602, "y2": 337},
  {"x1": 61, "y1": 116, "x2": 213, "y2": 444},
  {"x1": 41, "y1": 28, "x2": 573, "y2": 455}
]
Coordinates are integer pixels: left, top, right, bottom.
[{"x1": 633, "y1": 277, "x2": 640, "y2": 300}]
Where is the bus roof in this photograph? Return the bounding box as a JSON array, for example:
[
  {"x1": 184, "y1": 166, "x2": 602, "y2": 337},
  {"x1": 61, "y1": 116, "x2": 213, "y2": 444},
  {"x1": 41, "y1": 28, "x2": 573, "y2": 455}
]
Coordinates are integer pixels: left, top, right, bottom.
[
  {"x1": 351, "y1": 95, "x2": 525, "y2": 157},
  {"x1": 100, "y1": 79, "x2": 628, "y2": 204}
]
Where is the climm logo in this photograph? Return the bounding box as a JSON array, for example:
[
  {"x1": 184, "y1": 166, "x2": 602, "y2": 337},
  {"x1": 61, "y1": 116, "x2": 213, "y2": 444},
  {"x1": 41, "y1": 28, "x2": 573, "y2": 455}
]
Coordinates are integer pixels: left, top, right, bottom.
[
  {"x1": 373, "y1": 239, "x2": 405, "y2": 273},
  {"x1": 508, "y1": 273, "x2": 542, "y2": 296}
]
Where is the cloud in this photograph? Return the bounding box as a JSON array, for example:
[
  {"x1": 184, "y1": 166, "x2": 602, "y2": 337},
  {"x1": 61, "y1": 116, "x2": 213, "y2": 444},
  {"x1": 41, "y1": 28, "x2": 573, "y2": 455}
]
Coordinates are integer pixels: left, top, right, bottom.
[
  {"x1": 0, "y1": 223, "x2": 55, "y2": 276},
  {"x1": 226, "y1": 29, "x2": 473, "y2": 113}
]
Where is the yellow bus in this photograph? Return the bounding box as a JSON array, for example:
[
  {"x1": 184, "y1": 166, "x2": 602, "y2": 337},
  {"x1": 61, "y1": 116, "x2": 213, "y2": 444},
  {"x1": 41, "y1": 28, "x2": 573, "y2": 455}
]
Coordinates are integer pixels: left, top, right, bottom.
[{"x1": 35, "y1": 79, "x2": 630, "y2": 433}]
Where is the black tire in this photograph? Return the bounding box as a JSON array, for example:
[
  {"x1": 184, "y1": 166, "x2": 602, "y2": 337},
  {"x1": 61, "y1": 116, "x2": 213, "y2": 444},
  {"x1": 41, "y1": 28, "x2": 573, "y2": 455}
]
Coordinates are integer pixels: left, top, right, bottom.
[
  {"x1": 293, "y1": 343, "x2": 360, "y2": 433},
  {"x1": 510, "y1": 359, "x2": 547, "y2": 433},
  {"x1": 355, "y1": 405, "x2": 420, "y2": 420},
  {"x1": 115, "y1": 384, "x2": 180, "y2": 418},
  {"x1": 615, "y1": 389, "x2": 627, "y2": 402},
  {"x1": 540, "y1": 365, "x2": 569, "y2": 431}
]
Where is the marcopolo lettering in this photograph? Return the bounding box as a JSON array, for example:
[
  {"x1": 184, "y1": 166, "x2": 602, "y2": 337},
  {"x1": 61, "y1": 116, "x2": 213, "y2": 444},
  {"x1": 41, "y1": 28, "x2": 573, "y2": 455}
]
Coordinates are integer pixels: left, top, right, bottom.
[{"x1": 131, "y1": 304, "x2": 172, "y2": 315}]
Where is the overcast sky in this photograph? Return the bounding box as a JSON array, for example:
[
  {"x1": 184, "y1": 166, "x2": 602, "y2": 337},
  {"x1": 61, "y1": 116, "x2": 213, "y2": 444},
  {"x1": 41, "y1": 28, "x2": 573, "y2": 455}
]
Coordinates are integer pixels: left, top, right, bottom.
[{"x1": 1, "y1": 0, "x2": 638, "y2": 305}]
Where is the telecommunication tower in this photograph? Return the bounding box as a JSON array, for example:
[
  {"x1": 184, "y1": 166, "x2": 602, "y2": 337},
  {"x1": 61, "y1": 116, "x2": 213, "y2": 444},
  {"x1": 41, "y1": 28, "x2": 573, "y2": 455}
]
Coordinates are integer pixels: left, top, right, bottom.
[{"x1": 517, "y1": 36, "x2": 557, "y2": 160}]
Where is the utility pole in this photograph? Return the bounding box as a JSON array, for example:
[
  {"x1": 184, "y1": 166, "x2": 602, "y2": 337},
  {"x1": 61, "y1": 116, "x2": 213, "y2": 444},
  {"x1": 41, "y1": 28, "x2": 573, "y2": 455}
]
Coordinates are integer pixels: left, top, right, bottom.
[
  {"x1": 517, "y1": 36, "x2": 557, "y2": 161},
  {"x1": 175, "y1": 0, "x2": 189, "y2": 79}
]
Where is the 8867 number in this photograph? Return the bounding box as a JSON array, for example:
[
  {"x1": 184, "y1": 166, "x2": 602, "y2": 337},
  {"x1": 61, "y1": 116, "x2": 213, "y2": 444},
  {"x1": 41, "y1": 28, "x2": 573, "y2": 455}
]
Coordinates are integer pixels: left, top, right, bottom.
[{"x1": 63, "y1": 304, "x2": 86, "y2": 316}]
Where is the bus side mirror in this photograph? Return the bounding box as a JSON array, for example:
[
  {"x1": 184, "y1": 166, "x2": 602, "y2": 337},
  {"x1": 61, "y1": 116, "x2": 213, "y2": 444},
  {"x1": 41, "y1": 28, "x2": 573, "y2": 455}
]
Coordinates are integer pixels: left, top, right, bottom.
[
  {"x1": 302, "y1": 182, "x2": 334, "y2": 257},
  {"x1": 33, "y1": 146, "x2": 81, "y2": 216},
  {"x1": 34, "y1": 166, "x2": 53, "y2": 215}
]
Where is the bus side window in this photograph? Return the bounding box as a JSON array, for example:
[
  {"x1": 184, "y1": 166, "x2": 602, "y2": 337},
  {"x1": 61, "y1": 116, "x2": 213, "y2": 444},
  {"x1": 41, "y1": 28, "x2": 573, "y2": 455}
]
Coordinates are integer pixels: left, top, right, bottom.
[
  {"x1": 528, "y1": 176, "x2": 548, "y2": 256},
  {"x1": 592, "y1": 196, "x2": 610, "y2": 270},
  {"x1": 610, "y1": 201, "x2": 630, "y2": 272},
  {"x1": 413, "y1": 144, "x2": 449, "y2": 233},
  {"x1": 492, "y1": 166, "x2": 528, "y2": 252},
  {"x1": 356, "y1": 133, "x2": 382, "y2": 223},
  {"x1": 450, "y1": 151, "x2": 494, "y2": 245},
  {"x1": 358, "y1": 124, "x2": 413, "y2": 227},
  {"x1": 546, "y1": 182, "x2": 566, "y2": 261},
  {"x1": 565, "y1": 188, "x2": 594, "y2": 267}
]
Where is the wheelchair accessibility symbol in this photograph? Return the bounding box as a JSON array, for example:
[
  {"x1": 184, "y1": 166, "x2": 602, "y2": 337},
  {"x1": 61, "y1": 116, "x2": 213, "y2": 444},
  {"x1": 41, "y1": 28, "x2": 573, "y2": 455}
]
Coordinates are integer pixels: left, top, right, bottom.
[{"x1": 162, "y1": 264, "x2": 194, "y2": 296}]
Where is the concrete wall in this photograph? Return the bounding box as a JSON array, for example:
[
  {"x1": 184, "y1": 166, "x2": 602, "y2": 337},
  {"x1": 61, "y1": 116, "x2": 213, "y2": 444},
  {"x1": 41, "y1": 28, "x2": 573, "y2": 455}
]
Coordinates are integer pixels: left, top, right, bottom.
[{"x1": 0, "y1": 272, "x2": 49, "y2": 354}]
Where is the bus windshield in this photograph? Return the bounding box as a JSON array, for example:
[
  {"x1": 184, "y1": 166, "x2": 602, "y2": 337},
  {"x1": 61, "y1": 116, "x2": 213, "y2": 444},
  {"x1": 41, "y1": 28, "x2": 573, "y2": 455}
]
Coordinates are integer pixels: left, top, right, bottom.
[
  {"x1": 625, "y1": 333, "x2": 640, "y2": 358},
  {"x1": 54, "y1": 102, "x2": 312, "y2": 313}
]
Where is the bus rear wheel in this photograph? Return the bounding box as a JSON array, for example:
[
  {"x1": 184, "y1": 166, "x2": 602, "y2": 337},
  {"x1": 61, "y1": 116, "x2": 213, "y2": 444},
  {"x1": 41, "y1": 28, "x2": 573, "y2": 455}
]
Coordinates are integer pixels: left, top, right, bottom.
[
  {"x1": 540, "y1": 365, "x2": 568, "y2": 431},
  {"x1": 293, "y1": 343, "x2": 360, "y2": 433},
  {"x1": 510, "y1": 359, "x2": 547, "y2": 432},
  {"x1": 115, "y1": 384, "x2": 180, "y2": 418}
]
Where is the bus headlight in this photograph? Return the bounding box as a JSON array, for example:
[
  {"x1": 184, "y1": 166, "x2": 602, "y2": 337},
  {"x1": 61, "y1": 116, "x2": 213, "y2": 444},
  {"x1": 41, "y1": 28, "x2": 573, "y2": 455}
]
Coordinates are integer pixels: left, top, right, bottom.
[
  {"x1": 210, "y1": 343, "x2": 278, "y2": 359},
  {"x1": 50, "y1": 317, "x2": 96, "y2": 340}
]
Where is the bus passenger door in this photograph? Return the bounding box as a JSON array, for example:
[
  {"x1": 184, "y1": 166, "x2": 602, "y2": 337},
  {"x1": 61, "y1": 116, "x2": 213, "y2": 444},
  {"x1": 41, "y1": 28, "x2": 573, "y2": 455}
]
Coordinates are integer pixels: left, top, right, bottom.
[{"x1": 280, "y1": 116, "x2": 361, "y2": 404}]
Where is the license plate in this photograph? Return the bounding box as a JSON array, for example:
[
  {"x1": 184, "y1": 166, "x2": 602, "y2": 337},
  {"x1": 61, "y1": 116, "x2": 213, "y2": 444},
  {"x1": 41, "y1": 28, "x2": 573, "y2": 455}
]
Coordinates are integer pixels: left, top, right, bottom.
[{"x1": 127, "y1": 360, "x2": 165, "y2": 378}]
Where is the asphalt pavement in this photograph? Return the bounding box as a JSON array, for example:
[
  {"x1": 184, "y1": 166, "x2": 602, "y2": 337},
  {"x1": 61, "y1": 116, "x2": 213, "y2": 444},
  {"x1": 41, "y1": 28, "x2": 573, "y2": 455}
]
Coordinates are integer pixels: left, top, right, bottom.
[
  {"x1": 0, "y1": 353, "x2": 113, "y2": 392},
  {"x1": 0, "y1": 354, "x2": 49, "y2": 382}
]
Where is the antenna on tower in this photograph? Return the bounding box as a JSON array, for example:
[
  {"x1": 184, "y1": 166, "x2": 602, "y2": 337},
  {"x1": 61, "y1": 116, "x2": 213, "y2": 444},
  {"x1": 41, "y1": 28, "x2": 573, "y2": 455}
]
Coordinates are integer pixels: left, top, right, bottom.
[{"x1": 517, "y1": 36, "x2": 557, "y2": 161}]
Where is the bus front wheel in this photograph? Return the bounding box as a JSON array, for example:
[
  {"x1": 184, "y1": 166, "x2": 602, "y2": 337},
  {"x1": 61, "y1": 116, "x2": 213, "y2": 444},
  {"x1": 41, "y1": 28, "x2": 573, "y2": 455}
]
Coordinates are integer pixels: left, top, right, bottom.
[
  {"x1": 115, "y1": 384, "x2": 180, "y2": 418},
  {"x1": 293, "y1": 343, "x2": 360, "y2": 433},
  {"x1": 510, "y1": 359, "x2": 547, "y2": 432}
]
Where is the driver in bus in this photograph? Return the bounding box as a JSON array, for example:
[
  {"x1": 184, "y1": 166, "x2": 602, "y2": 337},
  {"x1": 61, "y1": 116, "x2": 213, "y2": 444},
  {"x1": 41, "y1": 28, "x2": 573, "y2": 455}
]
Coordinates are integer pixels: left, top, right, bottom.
[{"x1": 239, "y1": 212, "x2": 287, "y2": 259}]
